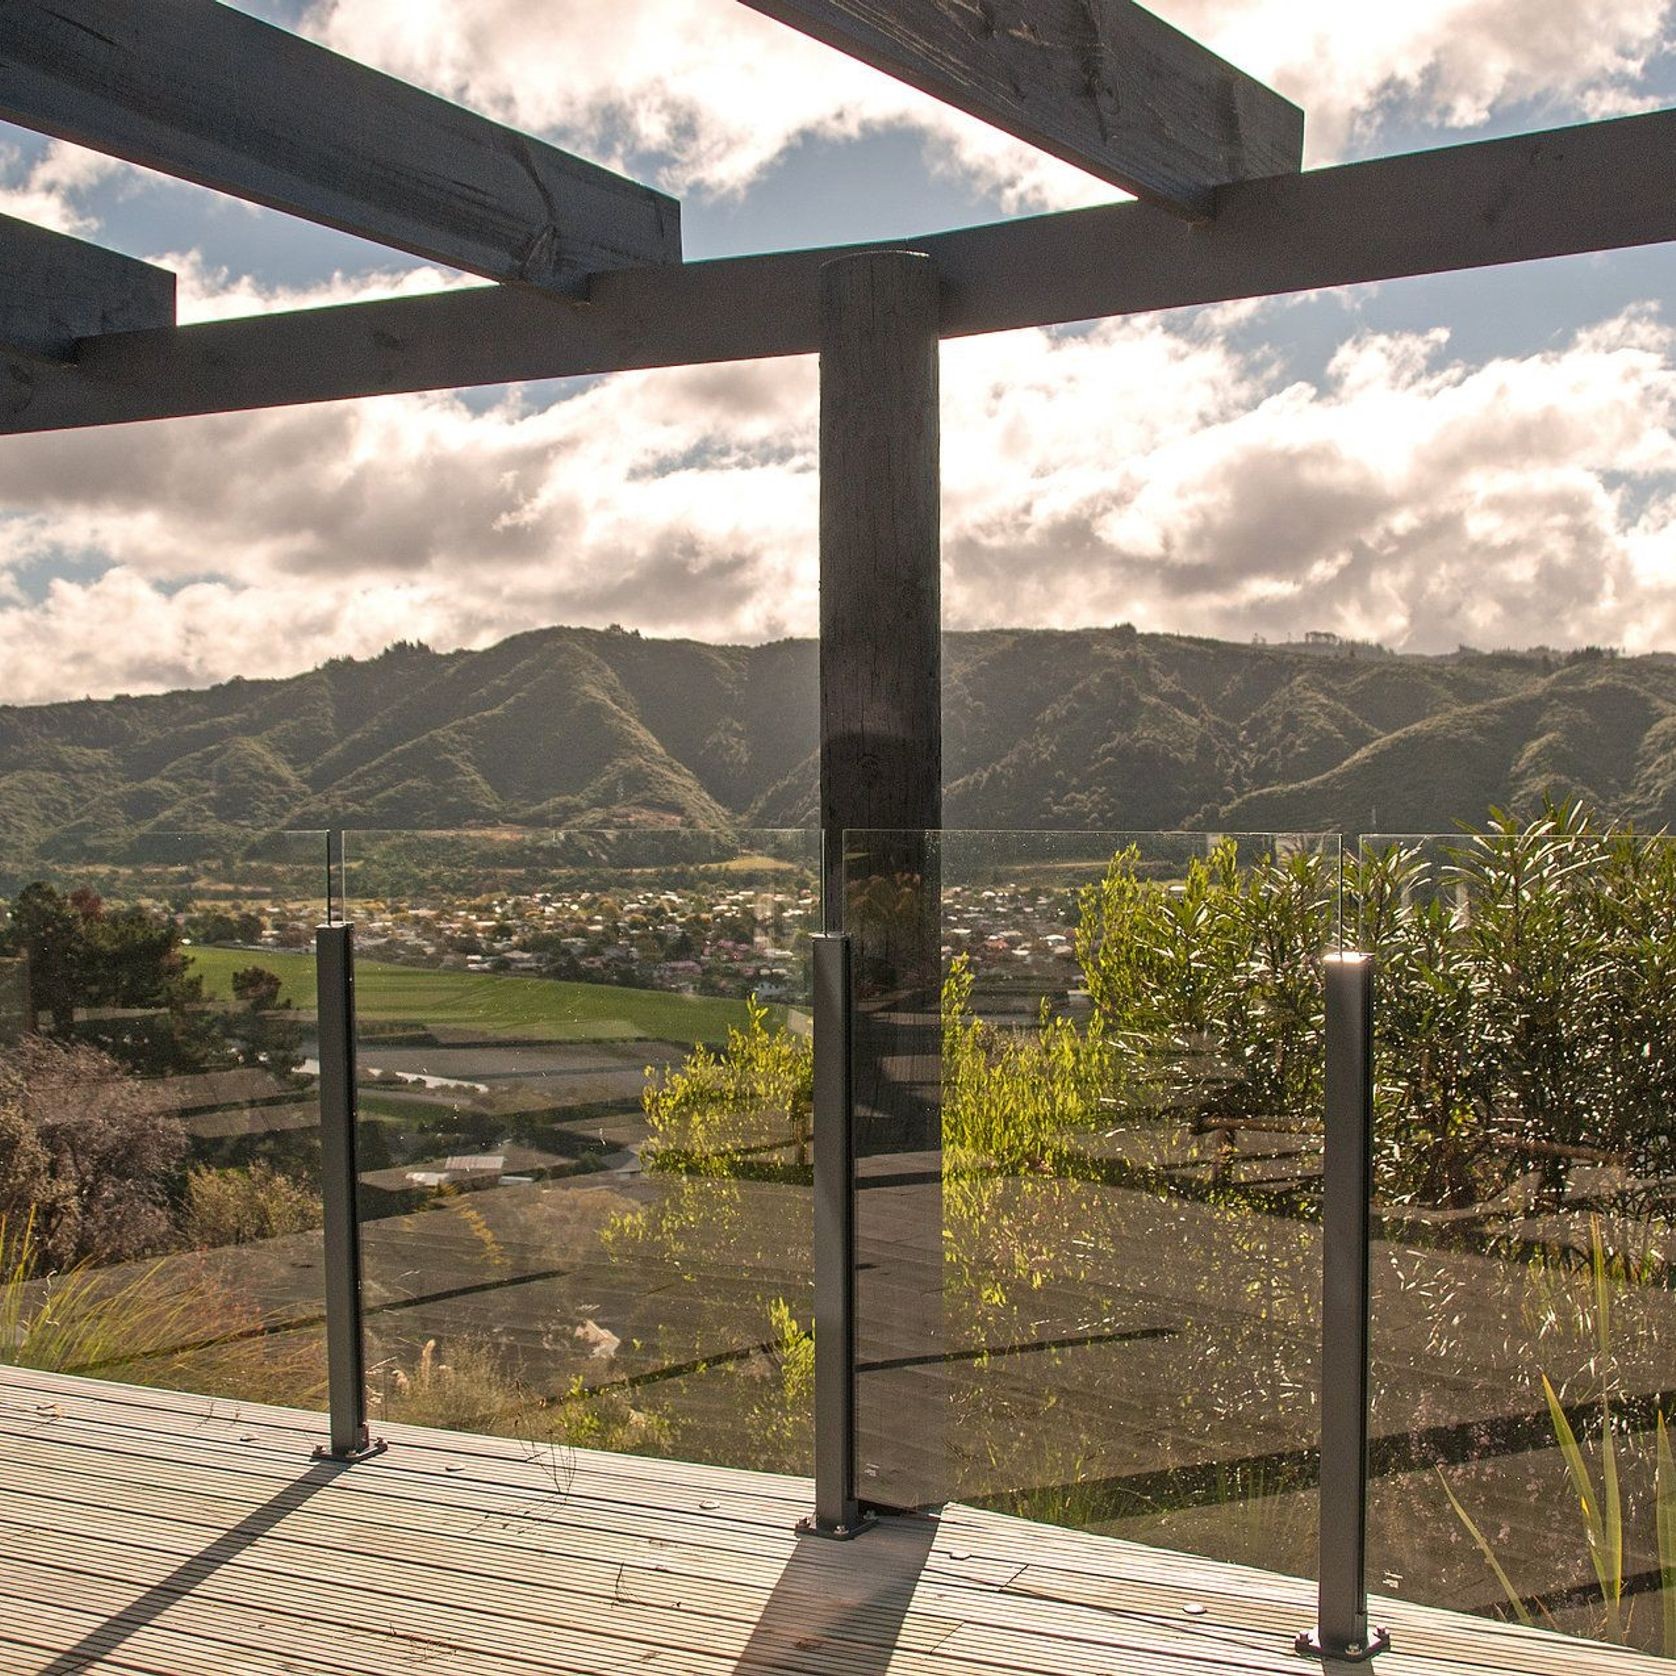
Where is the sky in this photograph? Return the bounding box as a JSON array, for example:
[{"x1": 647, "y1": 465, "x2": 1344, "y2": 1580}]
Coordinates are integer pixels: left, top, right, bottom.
[{"x1": 2, "y1": 0, "x2": 1676, "y2": 704}]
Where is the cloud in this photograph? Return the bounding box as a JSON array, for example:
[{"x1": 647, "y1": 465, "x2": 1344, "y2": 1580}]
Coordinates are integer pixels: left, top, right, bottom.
[
  {"x1": 0, "y1": 137, "x2": 123, "y2": 237},
  {"x1": 297, "y1": 0, "x2": 1672, "y2": 214},
  {"x1": 1157, "y1": 0, "x2": 1671, "y2": 155},
  {"x1": 0, "y1": 358, "x2": 822, "y2": 702},
  {"x1": 299, "y1": 0, "x2": 1105, "y2": 212},
  {"x1": 942, "y1": 308, "x2": 1676, "y2": 651},
  {"x1": 0, "y1": 303, "x2": 1672, "y2": 703},
  {"x1": 162, "y1": 251, "x2": 489, "y2": 324},
  {"x1": 0, "y1": 0, "x2": 1665, "y2": 296}
]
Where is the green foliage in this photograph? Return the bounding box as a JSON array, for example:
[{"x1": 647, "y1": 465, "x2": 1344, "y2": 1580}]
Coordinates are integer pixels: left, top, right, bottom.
[
  {"x1": 0, "y1": 1209, "x2": 325, "y2": 1406},
  {"x1": 548, "y1": 1377, "x2": 673, "y2": 1455},
  {"x1": 943, "y1": 955, "x2": 1104, "y2": 1172},
  {"x1": 0, "y1": 881, "x2": 202, "y2": 1035},
  {"x1": 641, "y1": 995, "x2": 812, "y2": 1174},
  {"x1": 230, "y1": 965, "x2": 283, "y2": 1010},
  {"x1": 0, "y1": 882, "x2": 81, "y2": 1031},
  {"x1": 221, "y1": 963, "x2": 304, "y2": 1076},
  {"x1": 1350, "y1": 804, "x2": 1676, "y2": 1208},
  {"x1": 1076, "y1": 840, "x2": 1335, "y2": 1137},
  {"x1": 612, "y1": 998, "x2": 810, "y2": 1296},
  {"x1": 941, "y1": 954, "x2": 1110, "y2": 1325},
  {"x1": 738, "y1": 1299, "x2": 814, "y2": 1466},
  {"x1": 0, "y1": 1209, "x2": 200, "y2": 1377}
]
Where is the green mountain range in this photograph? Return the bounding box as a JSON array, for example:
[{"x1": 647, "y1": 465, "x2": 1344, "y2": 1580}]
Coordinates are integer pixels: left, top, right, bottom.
[{"x1": 2, "y1": 625, "x2": 1674, "y2": 853}]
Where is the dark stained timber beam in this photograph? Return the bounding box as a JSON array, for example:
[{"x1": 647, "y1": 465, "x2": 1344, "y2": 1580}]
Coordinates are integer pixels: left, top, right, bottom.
[
  {"x1": 738, "y1": 0, "x2": 1302, "y2": 219},
  {"x1": 0, "y1": 0, "x2": 679, "y2": 294},
  {"x1": 818, "y1": 251, "x2": 946, "y2": 1514},
  {"x1": 0, "y1": 214, "x2": 174, "y2": 362},
  {"x1": 3, "y1": 109, "x2": 1675, "y2": 434}
]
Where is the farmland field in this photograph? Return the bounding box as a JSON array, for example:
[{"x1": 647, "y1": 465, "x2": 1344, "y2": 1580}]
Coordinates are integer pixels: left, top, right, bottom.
[{"x1": 186, "y1": 944, "x2": 753, "y2": 1044}]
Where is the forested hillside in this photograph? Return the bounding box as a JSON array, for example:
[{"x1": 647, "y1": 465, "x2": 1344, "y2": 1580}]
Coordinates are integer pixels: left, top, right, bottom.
[{"x1": 1, "y1": 625, "x2": 1671, "y2": 851}]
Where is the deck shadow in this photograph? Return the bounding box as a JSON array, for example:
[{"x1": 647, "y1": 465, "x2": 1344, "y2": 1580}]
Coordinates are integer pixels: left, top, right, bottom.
[
  {"x1": 734, "y1": 1510, "x2": 939, "y2": 1674},
  {"x1": 36, "y1": 1455, "x2": 348, "y2": 1675}
]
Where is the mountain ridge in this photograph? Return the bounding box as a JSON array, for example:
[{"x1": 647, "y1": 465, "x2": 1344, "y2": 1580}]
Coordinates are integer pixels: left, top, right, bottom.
[{"x1": 3, "y1": 625, "x2": 1674, "y2": 852}]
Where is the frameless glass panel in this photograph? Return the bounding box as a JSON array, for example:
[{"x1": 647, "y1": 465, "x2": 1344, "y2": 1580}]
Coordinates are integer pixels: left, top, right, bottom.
[
  {"x1": 0, "y1": 830, "x2": 331, "y2": 1408},
  {"x1": 843, "y1": 828, "x2": 1339, "y2": 1577},
  {"x1": 343, "y1": 827, "x2": 819, "y2": 1473},
  {"x1": 1355, "y1": 823, "x2": 1675, "y2": 1657}
]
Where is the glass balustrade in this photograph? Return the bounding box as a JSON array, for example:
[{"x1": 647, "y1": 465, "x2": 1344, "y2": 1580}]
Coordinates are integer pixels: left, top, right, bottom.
[
  {"x1": 1354, "y1": 826, "x2": 1676, "y2": 1657},
  {"x1": 841, "y1": 827, "x2": 1340, "y2": 1581},
  {"x1": 339, "y1": 826, "x2": 821, "y2": 1473},
  {"x1": 7, "y1": 813, "x2": 1669, "y2": 1660},
  {"x1": 0, "y1": 830, "x2": 333, "y2": 1409}
]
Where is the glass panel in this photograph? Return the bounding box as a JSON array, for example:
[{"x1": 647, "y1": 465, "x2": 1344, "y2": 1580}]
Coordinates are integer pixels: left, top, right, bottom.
[
  {"x1": 343, "y1": 827, "x2": 820, "y2": 1473},
  {"x1": 1355, "y1": 822, "x2": 1675, "y2": 1657},
  {"x1": 0, "y1": 831, "x2": 331, "y2": 1408},
  {"x1": 842, "y1": 828, "x2": 1340, "y2": 1578}
]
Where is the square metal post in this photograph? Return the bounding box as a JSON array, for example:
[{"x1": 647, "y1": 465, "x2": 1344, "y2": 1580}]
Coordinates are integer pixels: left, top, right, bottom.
[
  {"x1": 801, "y1": 931, "x2": 866, "y2": 1537},
  {"x1": 1299, "y1": 951, "x2": 1388, "y2": 1660},
  {"x1": 314, "y1": 921, "x2": 382, "y2": 1461}
]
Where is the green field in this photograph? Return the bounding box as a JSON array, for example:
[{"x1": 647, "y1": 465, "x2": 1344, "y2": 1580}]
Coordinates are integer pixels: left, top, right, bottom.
[{"x1": 186, "y1": 945, "x2": 751, "y2": 1045}]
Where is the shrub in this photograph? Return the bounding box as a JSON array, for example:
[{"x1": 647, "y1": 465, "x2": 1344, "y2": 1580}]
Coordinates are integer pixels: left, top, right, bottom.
[
  {"x1": 0, "y1": 1036, "x2": 186, "y2": 1267},
  {"x1": 182, "y1": 1161, "x2": 321, "y2": 1249}
]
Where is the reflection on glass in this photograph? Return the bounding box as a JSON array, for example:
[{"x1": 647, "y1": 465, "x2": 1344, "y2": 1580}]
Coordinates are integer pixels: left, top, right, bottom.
[
  {"x1": 843, "y1": 830, "x2": 1339, "y2": 1570},
  {"x1": 0, "y1": 832, "x2": 331, "y2": 1408},
  {"x1": 1356, "y1": 815, "x2": 1675, "y2": 1657},
  {"x1": 342, "y1": 828, "x2": 819, "y2": 1474}
]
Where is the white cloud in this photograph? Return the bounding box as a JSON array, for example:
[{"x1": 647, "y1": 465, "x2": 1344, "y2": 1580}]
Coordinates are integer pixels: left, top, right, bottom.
[
  {"x1": 0, "y1": 305, "x2": 1672, "y2": 702},
  {"x1": 298, "y1": 0, "x2": 1672, "y2": 214},
  {"x1": 162, "y1": 251, "x2": 488, "y2": 324},
  {"x1": 943, "y1": 307, "x2": 1676, "y2": 652},
  {"x1": 298, "y1": 0, "x2": 1121, "y2": 213},
  {"x1": 1155, "y1": 0, "x2": 1671, "y2": 156},
  {"x1": 0, "y1": 358, "x2": 822, "y2": 702},
  {"x1": 0, "y1": 138, "x2": 122, "y2": 237},
  {"x1": 0, "y1": 0, "x2": 1664, "y2": 292}
]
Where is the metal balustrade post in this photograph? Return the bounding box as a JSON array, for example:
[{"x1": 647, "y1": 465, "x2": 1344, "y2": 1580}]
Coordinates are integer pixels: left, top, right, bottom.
[
  {"x1": 801, "y1": 932, "x2": 867, "y2": 1537},
  {"x1": 1299, "y1": 951, "x2": 1388, "y2": 1661},
  {"x1": 314, "y1": 921, "x2": 383, "y2": 1461}
]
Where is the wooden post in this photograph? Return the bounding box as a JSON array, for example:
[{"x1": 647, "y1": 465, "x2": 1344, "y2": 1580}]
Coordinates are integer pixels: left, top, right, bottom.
[
  {"x1": 819, "y1": 249, "x2": 941, "y2": 909},
  {"x1": 819, "y1": 249, "x2": 945, "y2": 1511}
]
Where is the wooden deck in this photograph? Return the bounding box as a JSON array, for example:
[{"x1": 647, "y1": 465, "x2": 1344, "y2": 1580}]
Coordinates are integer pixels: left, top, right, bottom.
[{"x1": 0, "y1": 1365, "x2": 1660, "y2": 1676}]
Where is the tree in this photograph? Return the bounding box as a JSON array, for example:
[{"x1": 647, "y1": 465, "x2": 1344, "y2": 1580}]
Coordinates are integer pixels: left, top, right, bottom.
[
  {"x1": 82, "y1": 905, "x2": 199, "y2": 1011},
  {"x1": 1, "y1": 883, "x2": 83, "y2": 1033},
  {"x1": 0, "y1": 881, "x2": 202, "y2": 1038},
  {"x1": 182, "y1": 1161, "x2": 319, "y2": 1248},
  {"x1": 231, "y1": 966, "x2": 284, "y2": 1011},
  {"x1": 225, "y1": 964, "x2": 303, "y2": 1076}
]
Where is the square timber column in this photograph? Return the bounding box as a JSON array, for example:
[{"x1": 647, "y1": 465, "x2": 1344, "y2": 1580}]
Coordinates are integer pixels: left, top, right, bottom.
[{"x1": 819, "y1": 248, "x2": 946, "y2": 1511}]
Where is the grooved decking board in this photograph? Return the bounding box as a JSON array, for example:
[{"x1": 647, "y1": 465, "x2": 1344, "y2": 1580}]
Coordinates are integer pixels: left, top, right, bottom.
[{"x1": 0, "y1": 1366, "x2": 1660, "y2": 1675}]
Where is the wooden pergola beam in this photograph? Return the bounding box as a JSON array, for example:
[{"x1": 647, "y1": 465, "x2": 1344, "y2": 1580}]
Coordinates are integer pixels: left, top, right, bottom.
[
  {"x1": 0, "y1": 0, "x2": 680, "y2": 295},
  {"x1": 739, "y1": 0, "x2": 1303, "y2": 219},
  {"x1": 0, "y1": 213, "x2": 174, "y2": 362},
  {"x1": 3, "y1": 108, "x2": 1673, "y2": 434}
]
